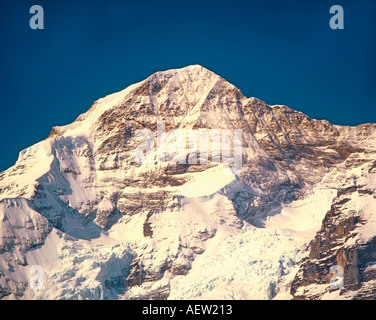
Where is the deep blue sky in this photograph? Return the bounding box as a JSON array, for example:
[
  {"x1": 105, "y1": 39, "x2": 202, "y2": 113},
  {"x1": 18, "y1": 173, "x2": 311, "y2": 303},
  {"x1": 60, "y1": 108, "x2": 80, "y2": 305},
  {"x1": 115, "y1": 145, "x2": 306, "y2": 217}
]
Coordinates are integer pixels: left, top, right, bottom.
[{"x1": 0, "y1": 0, "x2": 375, "y2": 172}]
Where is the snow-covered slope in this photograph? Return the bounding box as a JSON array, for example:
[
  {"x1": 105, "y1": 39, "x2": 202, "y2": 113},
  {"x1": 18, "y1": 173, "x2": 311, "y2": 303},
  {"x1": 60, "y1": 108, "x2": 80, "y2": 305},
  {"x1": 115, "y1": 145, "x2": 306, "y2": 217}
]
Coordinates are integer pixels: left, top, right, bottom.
[{"x1": 1, "y1": 65, "x2": 375, "y2": 300}]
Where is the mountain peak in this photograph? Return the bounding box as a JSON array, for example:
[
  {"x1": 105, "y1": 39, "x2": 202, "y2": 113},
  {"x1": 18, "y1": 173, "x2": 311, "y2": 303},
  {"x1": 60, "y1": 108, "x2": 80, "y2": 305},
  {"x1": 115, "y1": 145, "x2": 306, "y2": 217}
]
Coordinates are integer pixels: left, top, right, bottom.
[
  {"x1": 153, "y1": 64, "x2": 215, "y2": 76},
  {"x1": 47, "y1": 65, "x2": 239, "y2": 139},
  {"x1": 146, "y1": 64, "x2": 223, "y2": 87},
  {"x1": 2, "y1": 65, "x2": 376, "y2": 301}
]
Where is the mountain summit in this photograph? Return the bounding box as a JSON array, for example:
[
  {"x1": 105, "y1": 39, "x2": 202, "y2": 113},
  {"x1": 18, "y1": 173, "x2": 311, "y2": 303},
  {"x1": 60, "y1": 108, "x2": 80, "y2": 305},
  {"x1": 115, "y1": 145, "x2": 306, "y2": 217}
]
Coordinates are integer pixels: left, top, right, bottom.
[{"x1": 1, "y1": 65, "x2": 376, "y2": 300}]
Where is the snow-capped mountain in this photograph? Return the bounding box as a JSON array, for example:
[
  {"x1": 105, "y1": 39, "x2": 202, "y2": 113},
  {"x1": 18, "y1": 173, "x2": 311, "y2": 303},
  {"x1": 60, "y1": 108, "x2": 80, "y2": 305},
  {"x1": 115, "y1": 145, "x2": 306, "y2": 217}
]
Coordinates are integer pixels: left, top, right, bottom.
[{"x1": 1, "y1": 65, "x2": 375, "y2": 300}]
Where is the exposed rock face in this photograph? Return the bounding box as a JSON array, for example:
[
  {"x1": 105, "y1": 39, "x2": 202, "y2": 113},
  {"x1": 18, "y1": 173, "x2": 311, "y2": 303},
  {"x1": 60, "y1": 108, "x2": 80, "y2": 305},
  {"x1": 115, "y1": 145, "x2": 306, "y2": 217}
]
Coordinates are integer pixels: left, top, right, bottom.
[
  {"x1": 0, "y1": 65, "x2": 376, "y2": 300},
  {"x1": 291, "y1": 160, "x2": 376, "y2": 300}
]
